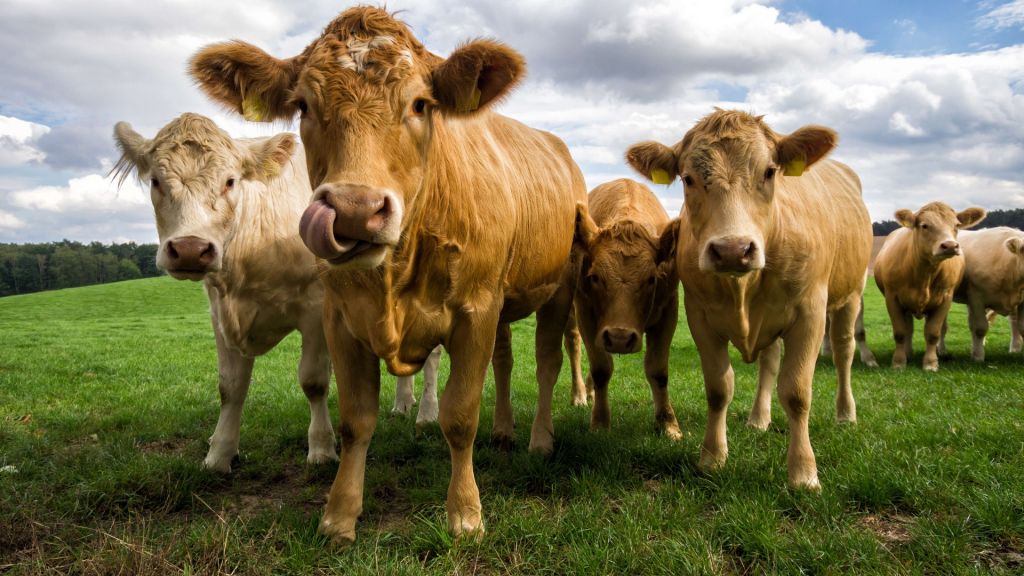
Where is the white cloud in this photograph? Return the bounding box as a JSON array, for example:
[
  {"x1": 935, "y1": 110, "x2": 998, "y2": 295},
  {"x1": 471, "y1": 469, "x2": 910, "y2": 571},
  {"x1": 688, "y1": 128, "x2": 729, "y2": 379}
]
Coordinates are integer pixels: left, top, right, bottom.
[
  {"x1": 977, "y1": 0, "x2": 1024, "y2": 30},
  {"x1": 0, "y1": 115, "x2": 49, "y2": 166},
  {"x1": 0, "y1": 210, "x2": 26, "y2": 230},
  {"x1": 9, "y1": 174, "x2": 147, "y2": 213}
]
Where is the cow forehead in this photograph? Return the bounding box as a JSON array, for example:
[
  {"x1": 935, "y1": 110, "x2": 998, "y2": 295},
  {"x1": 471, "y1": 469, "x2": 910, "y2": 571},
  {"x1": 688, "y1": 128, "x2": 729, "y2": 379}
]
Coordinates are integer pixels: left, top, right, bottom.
[
  {"x1": 149, "y1": 115, "x2": 239, "y2": 186},
  {"x1": 916, "y1": 202, "x2": 958, "y2": 225},
  {"x1": 682, "y1": 115, "x2": 775, "y2": 181}
]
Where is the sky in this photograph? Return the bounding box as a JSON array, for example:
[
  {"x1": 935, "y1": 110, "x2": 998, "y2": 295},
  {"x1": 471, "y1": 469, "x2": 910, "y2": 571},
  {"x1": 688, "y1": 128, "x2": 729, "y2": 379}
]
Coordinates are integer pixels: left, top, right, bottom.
[{"x1": 1, "y1": 0, "x2": 1023, "y2": 244}]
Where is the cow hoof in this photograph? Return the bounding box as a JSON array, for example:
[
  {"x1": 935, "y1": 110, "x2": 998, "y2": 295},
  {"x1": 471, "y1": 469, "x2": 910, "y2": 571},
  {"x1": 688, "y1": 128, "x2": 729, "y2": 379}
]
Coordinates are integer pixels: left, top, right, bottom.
[
  {"x1": 922, "y1": 363, "x2": 939, "y2": 372},
  {"x1": 307, "y1": 449, "x2": 339, "y2": 465},
  {"x1": 746, "y1": 417, "x2": 770, "y2": 432},
  {"x1": 319, "y1": 518, "x2": 356, "y2": 546},
  {"x1": 698, "y1": 450, "x2": 727, "y2": 471},
  {"x1": 449, "y1": 514, "x2": 485, "y2": 541},
  {"x1": 864, "y1": 358, "x2": 879, "y2": 368},
  {"x1": 570, "y1": 395, "x2": 589, "y2": 408},
  {"x1": 788, "y1": 476, "x2": 822, "y2": 493},
  {"x1": 202, "y1": 452, "x2": 236, "y2": 474},
  {"x1": 661, "y1": 425, "x2": 684, "y2": 442},
  {"x1": 528, "y1": 437, "x2": 554, "y2": 456},
  {"x1": 891, "y1": 360, "x2": 907, "y2": 370},
  {"x1": 836, "y1": 413, "x2": 857, "y2": 425},
  {"x1": 492, "y1": 433, "x2": 514, "y2": 452},
  {"x1": 391, "y1": 402, "x2": 415, "y2": 417}
]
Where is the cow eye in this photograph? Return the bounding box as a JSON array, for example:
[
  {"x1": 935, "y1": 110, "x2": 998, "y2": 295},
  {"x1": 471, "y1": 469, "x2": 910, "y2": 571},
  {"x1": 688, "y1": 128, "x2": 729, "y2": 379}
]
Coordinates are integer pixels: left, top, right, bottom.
[
  {"x1": 225, "y1": 178, "x2": 235, "y2": 190},
  {"x1": 295, "y1": 99, "x2": 308, "y2": 115},
  {"x1": 647, "y1": 276, "x2": 656, "y2": 286},
  {"x1": 412, "y1": 98, "x2": 428, "y2": 116},
  {"x1": 764, "y1": 167, "x2": 776, "y2": 180},
  {"x1": 921, "y1": 223, "x2": 929, "y2": 230},
  {"x1": 150, "y1": 178, "x2": 160, "y2": 189},
  {"x1": 683, "y1": 175, "x2": 695, "y2": 187}
]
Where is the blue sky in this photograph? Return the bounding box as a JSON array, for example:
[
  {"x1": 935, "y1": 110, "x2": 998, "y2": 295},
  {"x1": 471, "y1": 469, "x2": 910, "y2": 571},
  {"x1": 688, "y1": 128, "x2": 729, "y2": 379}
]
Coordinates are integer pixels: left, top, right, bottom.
[{"x1": 0, "y1": 0, "x2": 1022, "y2": 243}]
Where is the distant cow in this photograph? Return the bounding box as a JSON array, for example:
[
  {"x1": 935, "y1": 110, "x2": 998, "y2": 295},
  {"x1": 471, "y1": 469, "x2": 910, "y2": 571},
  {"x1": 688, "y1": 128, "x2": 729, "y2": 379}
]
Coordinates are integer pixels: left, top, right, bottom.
[
  {"x1": 190, "y1": 7, "x2": 587, "y2": 542},
  {"x1": 112, "y1": 114, "x2": 438, "y2": 472},
  {"x1": 573, "y1": 179, "x2": 682, "y2": 439},
  {"x1": 627, "y1": 109, "x2": 872, "y2": 490},
  {"x1": 944, "y1": 227, "x2": 1024, "y2": 361},
  {"x1": 873, "y1": 202, "x2": 986, "y2": 370}
]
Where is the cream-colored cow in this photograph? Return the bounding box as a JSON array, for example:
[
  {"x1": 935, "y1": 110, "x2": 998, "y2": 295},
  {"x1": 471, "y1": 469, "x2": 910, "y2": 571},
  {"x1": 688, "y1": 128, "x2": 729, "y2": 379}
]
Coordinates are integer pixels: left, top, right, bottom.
[
  {"x1": 873, "y1": 202, "x2": 986, "y2": 371},
  {"x1": 945, "y1": 227, "x2": 1024, "y2": 361},
  {"x1": 113, "y1": 113, "x2": 439, "y2": 472}
]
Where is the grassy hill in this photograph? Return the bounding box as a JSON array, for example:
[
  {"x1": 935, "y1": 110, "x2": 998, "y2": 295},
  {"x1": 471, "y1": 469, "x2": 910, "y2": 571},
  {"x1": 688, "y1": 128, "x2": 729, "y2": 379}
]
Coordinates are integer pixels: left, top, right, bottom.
[{"x1": 1, "y1": 277, "x2": 1022, "y2": 574}]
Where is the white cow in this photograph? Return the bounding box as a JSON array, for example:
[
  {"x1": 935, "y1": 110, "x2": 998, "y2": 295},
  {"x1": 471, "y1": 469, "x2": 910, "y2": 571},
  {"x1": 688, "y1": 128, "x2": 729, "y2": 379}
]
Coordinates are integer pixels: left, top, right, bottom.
[
  {"x1": 945, "y1": 227, "x2": 1024, "y2": 361},
  {"x1": 113, "y1": 113, "x2": 439, "y2": 472}
]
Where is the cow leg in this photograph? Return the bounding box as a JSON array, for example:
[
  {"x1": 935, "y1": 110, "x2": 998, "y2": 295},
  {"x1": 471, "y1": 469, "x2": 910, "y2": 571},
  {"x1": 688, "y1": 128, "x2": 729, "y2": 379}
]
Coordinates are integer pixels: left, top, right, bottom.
[
  {"x1": 1012, "y1": 306, "x2": 1024, "y2": 353},
  {"x1": 298, "y1": 323, "x2": 337, "y2": 465},
  {"x1": 967, "y1": 293, "x2": 989, "y2": 362},
  {"x1": 886, "y1": 295, "x2": 911, "y2": 369},
  {"x1": 204, "y1": 327, "x2": 256, "y2": 473},
  {"x1": 820, "y1": 315, "x2": 832, "y2": 358},
  {"x1": 778, "y1": 301, "x2": 826, "y2": 491},
  {"x1": 576, "y1": 302, "x2": 613, "y2": 431},
  {"x1": 440, "y1": 311, "x2": 499, "y2": 538},
  {"x1": 320, "y1": 308, "x2": 380, "y2": 545},
  {"x1": 645, "y1": 300, "x2": 681, "y2": 440},
  {"x1": 415, "y1": 345, "x2": 442, "y2": 426},
  {"x1": 688, "y1": 301, "x2": 734, "y2": 472},
  {"x1": 530, "y1": 285, "x2": 575, "y2": 455},
  {"x1": 491, "y1": 323, "x2": 515, "y2": 449},
  {"x1": 392, "y1": 376, "x2": 416, "y2": 416},
  {"x1": 855, "y1": 300, "x2": 878, "y2": 367},
  {"x1": 565, "y1": 312, "x2": 589, "y2": 407},
  {"x1": 747, "y1": 339, "x2": 780, "y2": 431},
  {"x1": 938, "y1": 317, "x2": 950, "y2": 358},
  {"x1": 829, "y1": 298, "x2": 858, "y2": 423},
  {"x1": 922, "y1": 300, "x2": 951, "y2": 371}
]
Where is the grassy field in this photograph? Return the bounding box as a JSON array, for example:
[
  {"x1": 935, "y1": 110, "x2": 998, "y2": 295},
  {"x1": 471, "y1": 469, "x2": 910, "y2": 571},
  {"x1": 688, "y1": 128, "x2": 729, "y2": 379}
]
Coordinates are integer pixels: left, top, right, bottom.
[{"x1": 1, "y1": 276, "x2": 1022, "y2": 575}]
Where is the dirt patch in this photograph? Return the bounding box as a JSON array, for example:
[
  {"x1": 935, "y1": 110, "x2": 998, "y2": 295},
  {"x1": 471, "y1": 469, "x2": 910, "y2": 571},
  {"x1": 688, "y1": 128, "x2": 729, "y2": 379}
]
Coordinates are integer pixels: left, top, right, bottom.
[
  {"x1": 135, "y1": 438, "x2": 191, "y2": 456},
  {"x1": 859, "y1": 514, "x2": 914, "y2": 546}
]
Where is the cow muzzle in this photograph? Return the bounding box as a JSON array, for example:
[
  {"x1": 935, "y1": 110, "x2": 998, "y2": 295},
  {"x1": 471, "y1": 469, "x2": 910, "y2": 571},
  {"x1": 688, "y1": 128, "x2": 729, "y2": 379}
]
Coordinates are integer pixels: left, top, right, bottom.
[
  {"x1": 703, "y1": 236, "x2": 762, "y2": 275},
  {"x1": 935, "y1": 240, "x2": 961, "y2": 258},
  {"x1": 299, "y1": 184, "x2": 401, "y2": 267},
  {"x1": 600, "y1": 327, "x2": 641, "y2": 354},
  {"x1": 162, "y1": 236, "x2": 218, "y2": 280}
]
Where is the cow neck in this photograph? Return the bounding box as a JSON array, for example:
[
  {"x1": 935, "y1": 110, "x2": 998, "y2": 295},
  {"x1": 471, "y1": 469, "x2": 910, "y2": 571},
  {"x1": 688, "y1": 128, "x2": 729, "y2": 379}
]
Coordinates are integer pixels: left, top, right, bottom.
[
  {"x1": 356, "y1": 117, "x2": 475, "y2": 376},
  {"x1": 720, "y1": 271, "x2": 763, "y2": 362}
]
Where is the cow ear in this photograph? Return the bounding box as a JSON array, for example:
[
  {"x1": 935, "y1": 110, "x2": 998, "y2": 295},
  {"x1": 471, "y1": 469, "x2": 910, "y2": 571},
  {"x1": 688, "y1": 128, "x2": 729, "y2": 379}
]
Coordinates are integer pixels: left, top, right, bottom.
[
  {"x1": 956, "y1": 207, "x2": 986, "y2": 229},
  {"x1": 190, "y1": 41, "x2": 302, "y2": 122},
  {"x1": 242, "y1": 133, "x2": 295, "y2": 182},
  {"x1": 1005, "y1": 237, "x2": 1024, "y2": 255},
  {"x1": 656, "y1": 218, "x2": 681, "y2": 277},
  {"x1": 894, "y1": 209, "x2": 916, "y2": 228},
  {"x1": 111, "y1": 121, "x2": 151, "y2": 186},
  {"x1": 432, "y1": 39, "x2": 525, "y2": 115},
  {"x1": 626, "y1": 141, "x2": 679, "y2": 185},
  {"x1": 574, "y1": 201, "x2": 599, "y2": 250},
  {"x1": 776, "y1": 125, "x2": 837, "y2": 177}
]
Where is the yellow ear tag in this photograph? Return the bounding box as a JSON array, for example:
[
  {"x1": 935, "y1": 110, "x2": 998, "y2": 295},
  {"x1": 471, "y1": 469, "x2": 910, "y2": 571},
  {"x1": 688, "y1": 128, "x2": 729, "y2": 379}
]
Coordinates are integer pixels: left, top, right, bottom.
[
  {"x1": 651, "y1": 169, "x2": 671, "y2": 185},
  {"x1": 457, "y1": 86, "x2": 482, "y2": 113},
  {"x1": 242, "y1": 93, "x2": 269, "y2": 122},
  {"x1": 783, "y1": 158, "x2": 806, "y2": 177}
]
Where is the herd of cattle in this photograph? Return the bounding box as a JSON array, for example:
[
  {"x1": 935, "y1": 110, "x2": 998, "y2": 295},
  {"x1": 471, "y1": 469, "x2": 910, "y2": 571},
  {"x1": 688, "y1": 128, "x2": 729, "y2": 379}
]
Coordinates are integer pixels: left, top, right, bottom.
[{"x1": 108, "y1": 7, "x2": 1024, "y2": 543}]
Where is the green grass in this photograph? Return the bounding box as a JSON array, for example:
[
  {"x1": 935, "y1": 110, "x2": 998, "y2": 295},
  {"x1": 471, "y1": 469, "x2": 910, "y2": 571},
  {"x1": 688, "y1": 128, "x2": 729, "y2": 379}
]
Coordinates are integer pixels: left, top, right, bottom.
[{"x1": 1, "y1": 276, "x2": 1022, "y2": 574}]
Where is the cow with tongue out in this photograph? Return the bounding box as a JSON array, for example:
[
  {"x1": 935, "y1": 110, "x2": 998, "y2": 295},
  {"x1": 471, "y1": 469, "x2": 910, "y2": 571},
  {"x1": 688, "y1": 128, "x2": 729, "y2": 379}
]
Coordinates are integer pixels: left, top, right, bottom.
[{"x1": 190, "y1": 7, "x2": 587, "y2": 543}]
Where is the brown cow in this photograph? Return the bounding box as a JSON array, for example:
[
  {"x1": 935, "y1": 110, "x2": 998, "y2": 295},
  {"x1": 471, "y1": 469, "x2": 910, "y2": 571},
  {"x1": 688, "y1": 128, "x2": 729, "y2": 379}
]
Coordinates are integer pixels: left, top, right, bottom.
[
  {"x1": 190, "y1": 7, "x2": 586, "y2": 542},
  {"x1": 627, "y1": 109, "x2": 872, "y2": 490},
  {"x1": 944, "y1": 227, "x2": 1024, "y2": 361},
  {"x1": 572, "y1": 178, "x2": 682, "y2": 439},
  {"x1": 873, "y1": 202, "x2": 986, "y2": 370}
]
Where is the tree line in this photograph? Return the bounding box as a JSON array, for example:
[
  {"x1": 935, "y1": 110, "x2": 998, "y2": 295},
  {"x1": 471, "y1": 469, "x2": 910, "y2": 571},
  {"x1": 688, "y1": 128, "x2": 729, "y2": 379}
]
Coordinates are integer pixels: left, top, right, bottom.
[
  {"x1": 5, "y1": 207, "x2": 1024, "y2": 297},
  {"x1": 0, "y1": 240, "x2": 162, "y2": 297},
  {"x1": 872, "y1": 208, "x2": 1024, "y2": 236}
]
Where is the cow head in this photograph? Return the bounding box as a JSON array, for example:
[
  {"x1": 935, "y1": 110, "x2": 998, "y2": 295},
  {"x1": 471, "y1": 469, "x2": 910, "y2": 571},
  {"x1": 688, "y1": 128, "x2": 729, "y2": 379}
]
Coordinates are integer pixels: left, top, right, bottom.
[
  {"x1": 626, "y1": 110, "x2": 837, "y2": 277},
  {"x1": 575, "y1": 204, "x2": 678, "y2": 354},
  {"x1": 894, "y1": 202, "x2": 986, "y2": 261},
  {"x1": 112, "y1": 113, "x2": 294, "y2": 280},
  {"x1": 189, "y1": 7, "x2": 524, "y2": 270}
]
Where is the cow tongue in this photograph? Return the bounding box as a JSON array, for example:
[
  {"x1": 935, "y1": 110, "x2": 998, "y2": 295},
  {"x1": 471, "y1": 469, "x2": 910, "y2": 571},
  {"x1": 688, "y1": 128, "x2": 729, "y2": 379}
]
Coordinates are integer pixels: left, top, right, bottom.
[{"x1": 299, "y1": 200, "x2": 359, "y2": 260}]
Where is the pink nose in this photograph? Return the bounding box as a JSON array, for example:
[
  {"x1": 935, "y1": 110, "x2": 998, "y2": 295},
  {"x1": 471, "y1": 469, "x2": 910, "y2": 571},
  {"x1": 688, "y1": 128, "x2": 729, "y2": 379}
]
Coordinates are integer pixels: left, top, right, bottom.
[
  {"x1": 600, "y1": 327, "x2": 641, "y2": 354},
  {"x1": 165, "y1": 236, "x2": 215, "y2": 271},
  {"x1": 299, "y1": 184, "x2": 395, "y2": 261},
  {"x1": 940, "y1": 240, "x2": 960, "y2": 253},
  {"x1": 706, "y1": 237, "x2": 758, "y2": 274}
]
